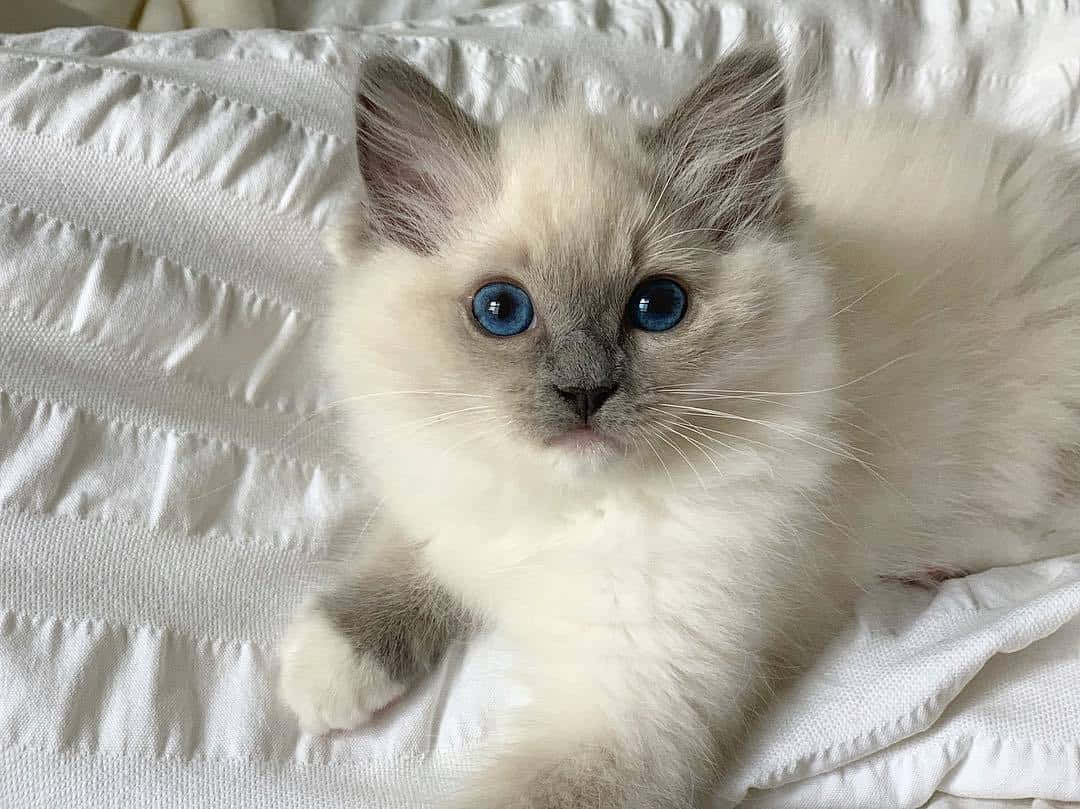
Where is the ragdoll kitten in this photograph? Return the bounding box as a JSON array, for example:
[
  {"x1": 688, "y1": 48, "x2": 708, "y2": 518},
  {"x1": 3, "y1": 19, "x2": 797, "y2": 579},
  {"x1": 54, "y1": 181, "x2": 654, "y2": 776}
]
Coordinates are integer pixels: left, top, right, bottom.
[{"x1": 278, "y1": 50, "x2": 1080, "y2": 807}]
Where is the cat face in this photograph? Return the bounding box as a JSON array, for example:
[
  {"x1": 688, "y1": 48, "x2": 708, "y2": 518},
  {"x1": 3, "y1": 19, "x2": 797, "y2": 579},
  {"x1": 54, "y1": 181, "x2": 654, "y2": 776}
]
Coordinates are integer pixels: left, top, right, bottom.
[{"x1": 328, "y1": 53, "x2": 834, "y2": 483}]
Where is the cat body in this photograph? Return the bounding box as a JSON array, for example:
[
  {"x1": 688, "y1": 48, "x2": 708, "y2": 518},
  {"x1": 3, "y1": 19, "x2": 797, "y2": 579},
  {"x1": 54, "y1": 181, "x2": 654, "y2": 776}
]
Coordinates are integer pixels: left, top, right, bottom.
[{"x1": 278, "y1": 53, "x2": 1080, "y2": 807}]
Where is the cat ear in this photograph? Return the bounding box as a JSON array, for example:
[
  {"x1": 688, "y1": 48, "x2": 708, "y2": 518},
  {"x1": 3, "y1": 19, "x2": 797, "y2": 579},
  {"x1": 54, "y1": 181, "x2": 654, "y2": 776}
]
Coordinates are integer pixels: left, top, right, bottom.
[
  {"x1": 645, "y1": 49, "x2": 790, "y2": 242},
  {"x1": 353, "y1": 57, "x2": 494, "y2": 253}
]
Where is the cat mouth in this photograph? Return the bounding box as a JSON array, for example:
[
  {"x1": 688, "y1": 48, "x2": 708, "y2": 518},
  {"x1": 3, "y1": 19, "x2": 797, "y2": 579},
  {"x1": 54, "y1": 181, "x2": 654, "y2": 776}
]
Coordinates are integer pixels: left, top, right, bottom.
[{"x1": 544, "y1": 426, "x2": 618, "y2": 452}]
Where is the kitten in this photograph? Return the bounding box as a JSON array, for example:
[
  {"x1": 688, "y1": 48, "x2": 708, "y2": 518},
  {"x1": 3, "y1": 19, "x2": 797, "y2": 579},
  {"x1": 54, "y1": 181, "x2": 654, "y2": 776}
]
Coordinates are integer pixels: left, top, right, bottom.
[{"x1": 278, "y1": 51, "x2": 1080, "y2": 807}]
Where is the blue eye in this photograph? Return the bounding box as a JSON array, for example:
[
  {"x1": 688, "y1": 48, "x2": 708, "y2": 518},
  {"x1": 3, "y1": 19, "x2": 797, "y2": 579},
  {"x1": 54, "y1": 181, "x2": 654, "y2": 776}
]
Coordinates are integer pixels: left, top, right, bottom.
[
  {"x1": 472, "y1": 282, "x2": 534, "y2": 336},
  {"x1": 627, "y1": 277, "x2": 687, "y2": 332}
]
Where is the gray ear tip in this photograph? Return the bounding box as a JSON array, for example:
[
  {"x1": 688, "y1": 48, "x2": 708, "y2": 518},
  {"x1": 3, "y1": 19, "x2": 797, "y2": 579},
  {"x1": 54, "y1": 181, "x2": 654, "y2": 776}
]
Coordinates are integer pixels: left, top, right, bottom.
[
  {"x1": 356, "y1": 54, "x2": 433, "y2": 101},
  {"x1": 359, "y1": 53, "x2": 415, "y2": 79},
  {"x1": 714, "y1": 45, "x2": 785, "y2": 82}
]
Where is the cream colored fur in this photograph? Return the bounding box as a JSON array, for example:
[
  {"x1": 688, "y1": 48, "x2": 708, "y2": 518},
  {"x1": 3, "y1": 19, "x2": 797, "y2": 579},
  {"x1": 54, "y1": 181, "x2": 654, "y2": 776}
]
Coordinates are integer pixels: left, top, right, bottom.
[{"x1": 282, "y1": 63, "x2": 1080, "y2": 807}]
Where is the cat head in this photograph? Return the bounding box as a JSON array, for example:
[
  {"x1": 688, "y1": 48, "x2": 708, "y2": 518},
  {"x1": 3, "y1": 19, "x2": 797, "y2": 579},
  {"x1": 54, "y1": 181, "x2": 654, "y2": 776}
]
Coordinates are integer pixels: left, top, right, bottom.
[{"x1": 327, "y1": 51, "x2": 835, "y2": 489}]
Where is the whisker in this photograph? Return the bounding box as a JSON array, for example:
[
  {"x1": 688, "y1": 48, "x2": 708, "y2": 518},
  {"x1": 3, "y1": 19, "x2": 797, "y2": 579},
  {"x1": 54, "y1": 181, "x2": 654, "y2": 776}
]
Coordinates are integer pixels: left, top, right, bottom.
[
  {"x1": 654, "y1": 403, "x2": 878, "y2": 473},
  {"x1": 651, "y1": 411, "x2": 777, "y2": 479},
  {"x1": 367, "y1": 405, "x2": 495, "y2": 440},
  {"x1": 334, "y1": 390, "x2": 492, "y2": 400},
  {"x1": 360, "y1": 412, "x2": 506, "y2": 468},
  {"x1": 656, "y1": 353, "x2": 915, "y2": 398},
  {"x1": 826, "y1": 272, "x2": 900, "y2": 320},
  {"x1": 649, "y1": 423, "x2": 707, "y2": 490},
  {"x1": 276, "y1": 414, "x2": 353, "y2": 457},
  {"x1": 640, "y1": 432, "x2": 676, "y2": 492},
  {"x1": 436, "y1": 416, "x2": 513, "y2": 458},
  {"x1": 647, "y1": 407, "x2": 775, "y2": 459},
  {"x1": 274, "y1": 390, "x2": 494, "y2": 452},
  {"x1": 285, "y1": 410, "x2": 502, "y2": 479},
  {"x1": 660, "y1": 392, "x2": 888, "y2": 445},
  {"x1": 655, "y1": 420, "x2": 725, "y2": 477}
]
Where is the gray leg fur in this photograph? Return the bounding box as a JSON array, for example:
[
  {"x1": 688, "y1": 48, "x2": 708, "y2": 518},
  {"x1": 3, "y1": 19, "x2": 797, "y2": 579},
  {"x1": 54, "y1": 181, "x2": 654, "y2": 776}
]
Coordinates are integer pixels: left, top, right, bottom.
[{"x1": 318, "y1": 526, "x2": 474, "y2": 686}]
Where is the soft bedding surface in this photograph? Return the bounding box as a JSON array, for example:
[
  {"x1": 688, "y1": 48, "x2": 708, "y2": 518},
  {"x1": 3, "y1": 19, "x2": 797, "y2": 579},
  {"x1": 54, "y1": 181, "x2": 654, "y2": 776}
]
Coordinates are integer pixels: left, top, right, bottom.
[{"x1": 2, "y1": 2, "x2": 1080, "y2": 808}]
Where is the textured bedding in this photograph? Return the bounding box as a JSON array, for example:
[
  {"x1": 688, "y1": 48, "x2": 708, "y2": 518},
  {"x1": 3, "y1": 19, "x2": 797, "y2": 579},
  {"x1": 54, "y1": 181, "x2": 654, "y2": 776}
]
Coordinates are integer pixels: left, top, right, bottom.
[{"x1": 1, "y1": 2, "x2": 1080, "y2": 807}]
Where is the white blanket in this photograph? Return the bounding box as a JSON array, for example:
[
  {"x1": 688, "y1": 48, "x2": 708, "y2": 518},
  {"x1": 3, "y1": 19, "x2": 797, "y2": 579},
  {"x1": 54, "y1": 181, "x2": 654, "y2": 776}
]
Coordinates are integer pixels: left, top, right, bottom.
[{"x1": 1, "y1": 2, "x2": 1079, "y2": 807}]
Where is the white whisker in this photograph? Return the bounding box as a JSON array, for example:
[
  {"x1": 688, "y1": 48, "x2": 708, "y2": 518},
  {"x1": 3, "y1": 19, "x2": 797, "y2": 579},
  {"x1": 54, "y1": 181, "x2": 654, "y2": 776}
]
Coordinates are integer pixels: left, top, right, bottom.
[
  {"x1": 641, "y1": 432, "x2": 675, "y2": 492},
  {"x1": 368, "y1": 405, "x2": 495, "y2": 440},
  {"x1": 657, "y1": 403, "x2": 900, "y2": 493},
  {"x1": 657, "y1": 353, "x2": 915, "y2": 398},
  {"x1": 659, "y1": 392, "x2": 888, "y2": 444},
  {"x1": 649, "y1": 423, "x2": 707, "y2": 490},
  {"x1": 826, "y1": 272, "x2": 900, "y2": 320},
  {"x1": 275, "y1": 390, "x2": 494, "y2": 451},
  {"x1": 655, "y1": 420, "x2": 725, "y2": 477},
  {"x1": 655, "y1": 403, "x2": 877, "y2": 468},
  {"x1": 647, "y1": 407, "x2": 774, "y2": 459}
]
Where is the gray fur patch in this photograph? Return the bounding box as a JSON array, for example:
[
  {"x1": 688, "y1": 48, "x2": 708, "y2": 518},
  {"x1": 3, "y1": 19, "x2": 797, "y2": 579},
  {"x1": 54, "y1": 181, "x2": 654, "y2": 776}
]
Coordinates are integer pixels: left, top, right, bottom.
[
  {"x1": 1054, "y1": 442, "x2": 1080, "y2": 505},
  {"x1": 354, "y1": 56, "x2": 497, "y2": 253},
  {"x1": 546, "y1": 328, "x2": 621, "y2": 392},
  {"x1": 319, "y1": 541, "x2": 473, "y2": 683},
  {"x1": 506, "y1": 748, "x2": 706, "y2": 809},
  {"x1": 645, "y1": 49, "x2": 791, "y2": 243},
  {"x1": 509, "y1": 750, "x2": 624, "y2": 809}
]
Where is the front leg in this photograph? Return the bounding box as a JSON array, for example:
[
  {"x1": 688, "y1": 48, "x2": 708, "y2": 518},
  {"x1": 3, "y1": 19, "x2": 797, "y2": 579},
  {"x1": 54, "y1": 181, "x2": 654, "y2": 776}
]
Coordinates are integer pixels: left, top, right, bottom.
[{"x1": 278, "y1": 522, "x2": 471, "y2": 734}]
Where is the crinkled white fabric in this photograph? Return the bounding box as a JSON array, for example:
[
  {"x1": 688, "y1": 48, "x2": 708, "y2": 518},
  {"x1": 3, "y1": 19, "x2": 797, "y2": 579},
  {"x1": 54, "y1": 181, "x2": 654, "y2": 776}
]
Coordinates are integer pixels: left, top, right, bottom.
[{"x1": 1, "y1": 3, "x2": 1079, "y2": 808}]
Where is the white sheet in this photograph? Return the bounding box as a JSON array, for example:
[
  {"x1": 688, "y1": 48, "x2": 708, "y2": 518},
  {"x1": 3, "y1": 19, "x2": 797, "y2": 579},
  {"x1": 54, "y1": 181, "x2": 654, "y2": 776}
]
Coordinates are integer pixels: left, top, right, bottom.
[{"x1": 1, "y1": 2, "x2": 1080, "y2": 807}]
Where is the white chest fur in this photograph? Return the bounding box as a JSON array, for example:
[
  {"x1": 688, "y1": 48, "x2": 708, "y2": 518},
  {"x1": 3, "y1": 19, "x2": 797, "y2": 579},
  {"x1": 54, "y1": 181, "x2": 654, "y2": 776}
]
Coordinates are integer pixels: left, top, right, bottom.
[{"x1": 418, "y1": 483, "x2": 783, "y2": 689}]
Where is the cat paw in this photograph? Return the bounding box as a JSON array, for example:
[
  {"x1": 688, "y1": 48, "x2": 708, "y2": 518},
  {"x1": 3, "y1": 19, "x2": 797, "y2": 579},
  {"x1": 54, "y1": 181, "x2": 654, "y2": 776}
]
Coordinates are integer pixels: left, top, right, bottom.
[{"x1": 277, "y1": 603, "x2": 406, "y2": 734}]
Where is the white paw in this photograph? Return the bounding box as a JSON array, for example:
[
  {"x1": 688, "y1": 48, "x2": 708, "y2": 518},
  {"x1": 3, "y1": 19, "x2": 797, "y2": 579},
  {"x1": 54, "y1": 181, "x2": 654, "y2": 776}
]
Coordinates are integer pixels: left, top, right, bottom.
[{"x1": 277, "y1": 603, "x2": 406, "y2": 735}]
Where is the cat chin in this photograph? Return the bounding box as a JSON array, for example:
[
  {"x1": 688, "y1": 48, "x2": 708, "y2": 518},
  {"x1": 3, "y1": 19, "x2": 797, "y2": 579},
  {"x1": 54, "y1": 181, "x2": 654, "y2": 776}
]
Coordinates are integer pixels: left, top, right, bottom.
[
  {"x1": 543, "y1": 426, "x2": 618, "y2": 452},
  {"x1": 539, "y1": 430, "x2": 624, "y2": 477}
]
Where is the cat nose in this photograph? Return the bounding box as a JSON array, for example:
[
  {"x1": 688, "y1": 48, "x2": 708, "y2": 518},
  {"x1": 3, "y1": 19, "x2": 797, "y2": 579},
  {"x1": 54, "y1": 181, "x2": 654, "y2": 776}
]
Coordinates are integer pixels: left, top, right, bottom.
[{"x1": 555, "y1": 384, "x2": 617, "y2": 421}]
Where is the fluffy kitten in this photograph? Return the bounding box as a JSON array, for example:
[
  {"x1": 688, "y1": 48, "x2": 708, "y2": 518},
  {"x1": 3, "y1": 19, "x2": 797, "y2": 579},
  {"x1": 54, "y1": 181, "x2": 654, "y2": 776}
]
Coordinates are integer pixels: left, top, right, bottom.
[{"x1": 278, "y1": 51, "x2": 1080, "y2": 807}]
